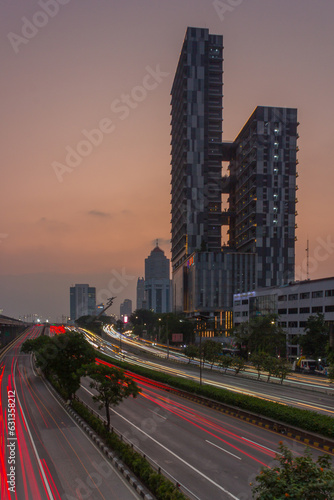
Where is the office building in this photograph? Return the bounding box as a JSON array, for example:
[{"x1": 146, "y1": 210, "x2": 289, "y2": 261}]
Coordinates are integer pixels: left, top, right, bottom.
[
  {"x1": 120, "y1": 299, "x2": 132, "y2": 320},
  {"x1": 171, "y1": 27, "x2": 224, "y2": 268},
  {"x1": 136, "y1": 278, "x2": 146, "y2": 310},
  {"x1": 170, "y1": 28, "x2": 299, "y2": 332},
  {"x1": 145, "y1": 243, "x2": 171, "y2": 313},
  {"x1": 233, "y1": 277, "x2": 334, "y2": 357},
  {"x1": 225, "y1": 106, "x2": 299, "y2": 288},
  {"x1": 70, "y1": 284, "x2": 96, "y2": 321}
]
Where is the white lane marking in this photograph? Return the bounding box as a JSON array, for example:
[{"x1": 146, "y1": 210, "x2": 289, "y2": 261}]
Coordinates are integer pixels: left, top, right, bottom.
[
  {"x1": 149, "y1": 409, "x2": 166, "y2": 419},
  {"x1": 241, "y1": 437, "x2": 279, "y2": 455},
  {"x1": 13, "y1": 359, "x2": 55, "y2": 500},
  {"x1": 206, "y1": 440, "x2": 241, "y2": 460},
  {"x1": 28, "y1": 360, "x2": 141, "y2": 499},
  {"x1": 82, "y1": 385, "x2": 240, "y2": 500}
]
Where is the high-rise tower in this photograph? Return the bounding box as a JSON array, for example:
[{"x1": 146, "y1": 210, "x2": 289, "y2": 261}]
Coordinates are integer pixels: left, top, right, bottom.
[
  {"x1": 170, "y1": 28, "x2": 299, "y2": 330},
  {"x1": 70, "y1": 284, "x2": 96, "y2": 321},
  {"x1": 170, "y1": 27, "x2": 224, "y2": 271},
  {"x1": 145, "y1": 243, "x2": 171, "y2": 313},
  {"x1": 227, "y1": 106, "x2": 298, "y2": 287}
]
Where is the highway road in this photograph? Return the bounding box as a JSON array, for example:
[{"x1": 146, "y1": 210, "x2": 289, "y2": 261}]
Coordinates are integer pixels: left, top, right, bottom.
[
  {"x1": 90, "y1": 328, "x2": 334, "y2": 417},
  {"x1": 0, "y1": 326, "x2": 142, "y2": 500},
  {"x1": 78, "y1": 359, "x2": 331, "y2": 500},
  {"x1": 92, "y1": 328, "x2": 334, "y2": 417}
]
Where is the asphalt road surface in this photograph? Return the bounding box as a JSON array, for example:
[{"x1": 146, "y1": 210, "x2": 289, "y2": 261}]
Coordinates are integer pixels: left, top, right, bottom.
[{"x1": 0, "y1": 326, "x2": 142, "y2": 500}]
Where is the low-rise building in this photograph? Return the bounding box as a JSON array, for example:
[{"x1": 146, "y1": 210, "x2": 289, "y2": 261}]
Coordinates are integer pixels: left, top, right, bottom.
[{"x1": 233, "y1": 277, "x2": 334, "y2": 357}]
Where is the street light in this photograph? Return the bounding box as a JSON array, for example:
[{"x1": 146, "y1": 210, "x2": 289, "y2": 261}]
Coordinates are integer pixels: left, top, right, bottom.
[
  {"x1": 158, "y1": 318, "x2": 161, "y2": 343},
  {"x1": 166, "y1": 316, "x2": 170, "y2": 360},
  {"x1": 120, "y1": 315, "x2": 128, "y2": 356}
]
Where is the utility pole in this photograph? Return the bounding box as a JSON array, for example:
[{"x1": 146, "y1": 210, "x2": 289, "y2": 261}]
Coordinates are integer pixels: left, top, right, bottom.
[
  {"x1": 306, "y1": 239, "x2": 310, "y2": 280},
  {"x1": 166, "y1": 316, "x2": 169, "y2": 359}
]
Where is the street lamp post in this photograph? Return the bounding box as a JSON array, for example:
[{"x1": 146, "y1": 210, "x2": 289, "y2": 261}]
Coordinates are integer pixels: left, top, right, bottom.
[
  {"x1": 199, "y1": 319, "x2": 203, "y2": 385},
  {"x1": 166, "y1": 316, "x2": 169, "y2": 360},
  {"x1": 158, "y1": 318, "x2": 161, "y2": 343}
]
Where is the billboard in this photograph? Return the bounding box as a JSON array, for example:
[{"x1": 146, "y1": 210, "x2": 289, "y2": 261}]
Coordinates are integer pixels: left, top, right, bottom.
[{"x1": 172, "y1": 333, "x2": 183, "y2": 342}]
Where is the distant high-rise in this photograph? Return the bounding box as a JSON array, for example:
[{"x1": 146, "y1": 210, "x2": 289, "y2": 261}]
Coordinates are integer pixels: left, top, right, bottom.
[
  {"x1": 120, "y1": 299, "x2": 132, "y2": 320},
  {"x1": 170, "y1": 28, "x2": 299, "y2": 331},
  {"x1": 145, "y1": 242, "x2": 171, "y2": 313},
  {"x1": 70, "y1": 284, "x2": 96, "y2": 321},
  {"x1": 136, "y1": 277, "x2": 146, "y2": 310}
]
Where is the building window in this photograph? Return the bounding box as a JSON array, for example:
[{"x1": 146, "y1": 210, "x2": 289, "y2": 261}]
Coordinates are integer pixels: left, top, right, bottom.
[
  {"x1": 242, "y1": 311, "x2": 248, "y2": 317},
  {"x1": 325, "y1": 305, "x2": 334, "y2": 312},
  {"x1": 234, "y1": 300, "x2": 241, "y2": 306},
  {"x1": 312, "y1": 290, "x2": 323, "y2": 298},
  {"x1": 278, "y1": 295, "x2": 287, "y2": 301},
  {"x1": 279, "y1": 321, "x2": 287, "y2": 327},
  {"x1": 288, "y1": 294, "x2": 298, "y2": 301},
  {"x1": 278, "y1": 308, "x2": 287, "y2": 315},
  {"x1": 288, "y1": 308, "x2": 298, "y2": 314},
  {"x1": 312, "y1": 306, "x2": 323, "y2": 313},
  {"x1": 299, "y1": 321, "x2": 307, "y2": 328},
  {"x1": 242, "y1": 299, "x2": 248, "y2": 305},
  {"x1": 299, "y1": 292, "x2": 310, "y2": 300},
  {"x1": 288, "y1": 321, "x2": 298, "y2": 328},
  {"x1": 325, "y1": 289, "x2": 334, "y2": 297},
  {"x1": 299, "y1": 307, "x2": 310, "y2": 314}
]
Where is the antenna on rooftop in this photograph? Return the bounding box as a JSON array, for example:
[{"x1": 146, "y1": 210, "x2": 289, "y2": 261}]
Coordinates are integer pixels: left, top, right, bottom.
[{"x1": 306, "y1": 238, "x2": 310, "y2": 280}]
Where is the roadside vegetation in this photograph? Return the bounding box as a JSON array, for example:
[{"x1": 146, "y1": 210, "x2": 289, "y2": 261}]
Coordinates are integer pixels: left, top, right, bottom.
[
  {"x1": 98, "y1": 350, "x2": 334, "y2": 440},
  {"x1": 251, "y1": 442, "x2": 334, "y2": 499}
]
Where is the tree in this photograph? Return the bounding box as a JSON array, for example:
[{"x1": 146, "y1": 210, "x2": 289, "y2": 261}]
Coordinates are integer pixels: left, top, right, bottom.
[
  {"x1": 21, "y1": 335, "x2": 55, "y2": 377},
  {"x1": 262, "y1": 355, "x2": 278, "y2": 382},
  {"x1": 232, "y1": 321, "x2": 250, "y2": 358},
  {"x1": 326, "y1": 338, "x2": 334, "y2": 382},
  {"x1": 85, "y1": 363, "x2": 140, "y2": 429},
  {"x1": 219, "y1": 355, "x2": 233, "y2": 374},
  {"x1": 328, "y1": 365, "x2": 334, "y2": 383},
  {"x1": 233, "y1": 315, "x2": 286, "y2": 359},
  {"x1": 274, "y1": 358, "x2": 291, "y2": 384},
  {"x1": 252, "y1": 441, "x2": 334, "y2": 499},
  {"x1": 22, "y1": 331, "x2": 95, "y2": 400},
  {"x1": 202, "y1": 340, "x2": 222, "y2": 369},
  {"x1": 250, "y1": 352, "x2": 266, "y2": 380},
  {"x1": 299, "y1": 313, "x2": 329, "y2": 359},
  {"x1": 183, "y1": 344, "x2": 199, "y2": 364},
  {"x1": 232, "y1": 356, "x2": 245, "y2": 375}
]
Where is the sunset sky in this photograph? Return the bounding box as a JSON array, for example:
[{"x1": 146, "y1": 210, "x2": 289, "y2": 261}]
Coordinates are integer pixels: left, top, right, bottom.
[{"x1": 1, "y1": 0, "x2": 334, "y2": 321}]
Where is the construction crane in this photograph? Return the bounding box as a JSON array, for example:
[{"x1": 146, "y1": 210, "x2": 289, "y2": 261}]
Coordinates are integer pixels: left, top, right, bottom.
[
  {"x1": 93, "y1": 297, "x2": 116, "y2": 322},
  {"x1": 76, "y1": 297, "x2": 116, "y2": 332}
]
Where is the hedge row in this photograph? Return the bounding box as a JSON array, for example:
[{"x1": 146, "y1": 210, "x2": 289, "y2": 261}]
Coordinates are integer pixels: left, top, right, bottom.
[
  {"x1": 71, "y1": 399, "x2": 187, "y2": 500},
  {"x1": 96, "y1": 352, "x2": 334, "y2": 440}
]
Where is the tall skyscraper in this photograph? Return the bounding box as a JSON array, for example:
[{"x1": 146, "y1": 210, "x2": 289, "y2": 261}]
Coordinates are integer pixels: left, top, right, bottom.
[
  {"x1": 136, "y1": 277, "x2": 146, "y2": 310},
  {"x1": 145, "y1": 242, "x2": 171, "y2": 313},
  {"x1": 170, "y1": 28, "x2": 299, "y2": 332},
  {"x1": 120, "y1": 299, "x2": 132, "y2": 320},
  {"x1": 70, "y1": 284, "x2": 96, "y2": 321},
  {"x1": 226, "y1": 106, "x2": 298, "y2": 287},
  {"x1": 171, "y1": 27, "x2": 224, "y2": 269}
]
